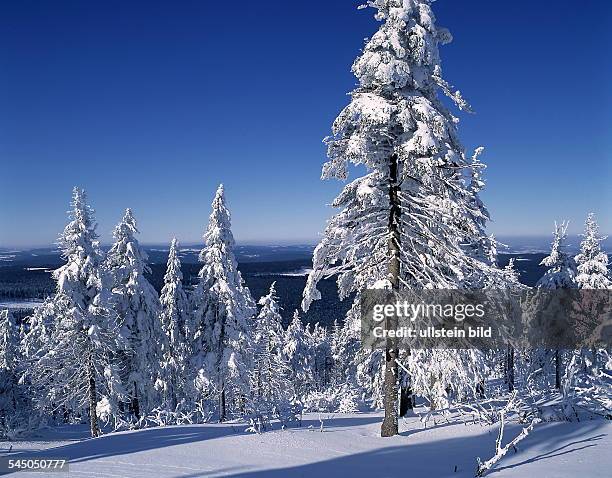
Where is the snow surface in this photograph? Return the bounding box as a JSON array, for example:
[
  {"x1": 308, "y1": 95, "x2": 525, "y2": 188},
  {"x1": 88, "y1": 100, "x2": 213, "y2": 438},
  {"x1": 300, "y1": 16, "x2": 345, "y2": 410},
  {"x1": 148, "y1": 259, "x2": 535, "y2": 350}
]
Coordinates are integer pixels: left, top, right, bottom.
[{"x1": 3, "y1": 412, "x2": 610, "y2": 477}]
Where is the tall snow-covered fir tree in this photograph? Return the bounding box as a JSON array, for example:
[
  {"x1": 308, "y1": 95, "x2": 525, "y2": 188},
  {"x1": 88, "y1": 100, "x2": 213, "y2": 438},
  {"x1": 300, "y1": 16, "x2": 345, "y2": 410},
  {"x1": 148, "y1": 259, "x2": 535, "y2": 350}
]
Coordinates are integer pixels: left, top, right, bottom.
[
  {"x1": 302, "y1": 0, "x2": 505, "y2": 436},
  {"x1": 575, "y1": 213, "x2": 611, "y2": 289},
  {"x1": 188, "y1": 185, "x2": 256, "y2": 421},
  {"x1": 158, "y1": 237, "x2": 190, "y2": 411},
  {"x1": 25, "y1": 188, "x2": 121, "y2": 437},
  {"x1": 251, "y1": 282, "x2": 293, "y2": 405},
  {"x1": 106, "y1": 208, "x2": 162, "y2": 420}
]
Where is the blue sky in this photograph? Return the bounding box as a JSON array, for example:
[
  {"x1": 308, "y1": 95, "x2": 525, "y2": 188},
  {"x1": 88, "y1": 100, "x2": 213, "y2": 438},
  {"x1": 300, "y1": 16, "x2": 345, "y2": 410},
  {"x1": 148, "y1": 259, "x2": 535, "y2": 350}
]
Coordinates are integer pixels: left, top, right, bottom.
[{"x1": 0, "y1": 0, "x2": 610, "y2": 247}]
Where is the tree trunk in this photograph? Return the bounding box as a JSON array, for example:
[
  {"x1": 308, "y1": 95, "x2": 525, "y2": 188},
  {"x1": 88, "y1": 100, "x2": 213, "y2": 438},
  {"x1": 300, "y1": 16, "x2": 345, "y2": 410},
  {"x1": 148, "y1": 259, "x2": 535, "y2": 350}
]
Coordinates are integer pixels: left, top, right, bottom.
[
  {"x1": 131, "y1": 381, "x2": 140, "y2": 419},
  {"x1": 555, "y1": 350, "x2": 561, "y2": 389},
  {"x1": 219, "y1": 386, "x2": 226, "y2": 422},
  {"x1": 87, "y1": 353, "x2": 100, "y2": 438},
  {"x1": 399, "y1": 350, "x2": 413, "y2": 416},
  {"x1": 381, "y1": 348, "x2": 399, "y2": 436},
  {"x1": 399, "y1": 385, "x2": 414, "y2": 416},
  {"x1": 216, "y1": 303, "x2": 227, "y2": 423},
  {"x1": 381, "y1": 153, "x2": 401, "y2": 438},
  {"x1": 170, "y1": 384, "x2": 177, "y2": 412},
  {"x1": 476, "y1": 379, "x2": 486, "y2": 399},
  {"x1": 507, "y1": 346, "x2": 515, "y2": 392}
]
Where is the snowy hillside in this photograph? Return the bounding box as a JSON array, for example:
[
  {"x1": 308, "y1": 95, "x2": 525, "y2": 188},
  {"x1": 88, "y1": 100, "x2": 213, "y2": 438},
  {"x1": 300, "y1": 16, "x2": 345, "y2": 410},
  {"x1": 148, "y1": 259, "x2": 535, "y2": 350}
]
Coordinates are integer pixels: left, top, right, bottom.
[{"x1": 4, "y1": 411, "x2": 610, "y2": 478}]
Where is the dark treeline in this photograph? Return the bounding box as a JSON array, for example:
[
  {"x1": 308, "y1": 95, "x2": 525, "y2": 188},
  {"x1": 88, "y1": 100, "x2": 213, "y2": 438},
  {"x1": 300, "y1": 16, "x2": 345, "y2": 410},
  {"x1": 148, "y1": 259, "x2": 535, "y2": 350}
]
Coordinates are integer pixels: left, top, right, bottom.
[{"x1": 1, "y1": 259, "x2": 350, "y2": 327}]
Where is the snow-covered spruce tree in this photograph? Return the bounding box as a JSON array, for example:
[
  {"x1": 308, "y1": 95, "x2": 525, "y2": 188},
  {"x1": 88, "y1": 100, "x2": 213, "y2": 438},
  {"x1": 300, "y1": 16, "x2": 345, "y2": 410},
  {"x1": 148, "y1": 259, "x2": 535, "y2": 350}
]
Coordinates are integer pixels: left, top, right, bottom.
[
  {"x1": 188, "y1": 185, "x2": 256, "y2": 421},
  {"x1": 283, "y1": 310, "x2": 315, "y2": 399},
  {"x1": 106, "y1": 208, "x2": 162, "y2": 420},
  {"x1": 0, "y1": 309, "x2": 17, "y2": 371},
  {"x1": 326, "y1": 317, "x2": 370, "y2": 413},
  {"x1": 575, "y1": 213, "x2": 611, "y2": 289},
  {"x1": 328, "y1": 318, "x2": 362, "y2": 392},
  {"x1": 463, "y1": 147, "x2": 498, "y2": 282},
  {"x1": 330, "y1": 319, "x2": 345, "y2": 385},
  {"x1": 503, "y1": 258, "x2": 521, "y2": 286},
  {"x1": 308, "y1": 322, "x2": 333, "y2": 391},
  {"x1": 0, "y1": 308, "x2": 30, "y2": 437},
  {"x1": 571, "y1": 214, "x2": 611, "y2": 403},
  {"x1": 535, "y1": 221, "x2": 577, "y2": 390},
  {"x1": 250, "y1": 283, "x2": 293, "y2": 421},
  {"x1": 302, "y1": 0, "x2": 505, "y2": 436},
  {"x1": 25, "y1": 188, "x2": 121, "y2": 437},
  {"x1": 158, "y1": 237, "x2": 190, "y2": 412},
  {"x1": 21, "y1": 299, "x2": 58, "y2": 359},
  {"x1": 502, "y1": 258, "x2": 522, "y2": 393},
  {"x1": 537, "y1": 221, "x2": 577, "y2": 290},
  {"x1": 317, "y1": 301, "x2": 383, "y2": 410}
]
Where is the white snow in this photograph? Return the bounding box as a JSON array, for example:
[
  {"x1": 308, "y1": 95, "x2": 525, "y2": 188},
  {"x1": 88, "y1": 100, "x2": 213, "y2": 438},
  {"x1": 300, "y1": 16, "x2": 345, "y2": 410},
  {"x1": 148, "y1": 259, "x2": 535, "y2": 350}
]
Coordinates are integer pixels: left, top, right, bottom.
[
  {"x1": 4, "y1": 412, "x2": 611, "y2": 477},
  {"x1": 256, "y1": 268, "x2": 313, "y2": 277},
  {"x1": 0, "y1": 300, "x2": 43, "y2": 310}
]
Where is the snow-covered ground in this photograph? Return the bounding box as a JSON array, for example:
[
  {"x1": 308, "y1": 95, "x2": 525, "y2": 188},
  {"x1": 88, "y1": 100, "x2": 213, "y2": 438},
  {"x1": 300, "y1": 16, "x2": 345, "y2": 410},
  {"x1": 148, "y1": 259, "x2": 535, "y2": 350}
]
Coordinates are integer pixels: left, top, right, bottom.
[{"x1": 2, "y1": 412, "x2": 610, "y2": 477}]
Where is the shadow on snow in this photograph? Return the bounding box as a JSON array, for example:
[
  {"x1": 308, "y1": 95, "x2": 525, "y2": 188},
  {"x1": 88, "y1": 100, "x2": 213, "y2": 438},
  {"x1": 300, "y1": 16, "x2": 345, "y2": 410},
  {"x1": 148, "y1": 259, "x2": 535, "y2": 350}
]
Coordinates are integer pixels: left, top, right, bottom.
[{"x1": 2, "y1": 415, "x2": 608, "y2": 477}]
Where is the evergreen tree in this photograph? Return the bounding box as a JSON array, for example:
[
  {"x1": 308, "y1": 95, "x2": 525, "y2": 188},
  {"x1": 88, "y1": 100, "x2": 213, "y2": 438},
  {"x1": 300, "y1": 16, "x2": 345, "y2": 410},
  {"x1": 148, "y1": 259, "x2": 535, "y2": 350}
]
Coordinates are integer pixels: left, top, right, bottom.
[
  {"x1": 106, "y1": 208, "x2": 162, "y2": 419},
  {"x1": 158, "y1": 237, "x2": 190, "y2": 411},
  {"x1": 188, "y1": 185, "x2": 256, "y2": 421},
  {"x1": 329, "y1": 319, "x2": 350, "y2": 386},
  {"x1": 0, "y1": 309, "x2": 17, "y2": 371},
  {"x1": 21, "y1": 299, "x2": 58, "y2": 360},
  {"x1": 251, "y1": 283, "x2": 292, "y2": 406},
  {"x1": 25, "y1": 188, "x2": 121, "y2": 437},
  {"x1": 536, "y1": 221, "x2": 577, "y2": 389},
  {"x1": 463, "y1": 147, "x2": 498, "y2": 282},
  {"x1": 308, "y1": 323, "x2": 333, "y2": 391},
  {"x1": 0, "y1": 309, "x2": 29, "y2": 437},
  {"x1": 572, "y1": 214, "x2": 611, "y2": 390},
  {"x1": 283, "y1": 310, "x2": 315, "y2": 398},
  {"x1": 503, "y1": 258, "x2": 521, "y2": 286},
  {"x1": 302, "y1": 0, "x2": 504, "y2": 436},
  {"x1": 575, "y1": 213, "x2": 611, "y2": 289},
  {"x1": 502, "y1": 258, "x2": 522, "y2": 393},
  {"x1": 537, "y1": 221, "x2": 577, "y2": 289}
]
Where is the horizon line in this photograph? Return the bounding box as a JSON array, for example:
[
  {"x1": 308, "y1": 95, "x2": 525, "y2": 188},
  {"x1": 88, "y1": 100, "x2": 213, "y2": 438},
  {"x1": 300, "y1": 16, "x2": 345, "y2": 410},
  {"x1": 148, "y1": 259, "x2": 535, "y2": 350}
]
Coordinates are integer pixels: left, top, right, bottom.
[{"x1": 2, "y1": 233, "x2": 610, "y2": 252}]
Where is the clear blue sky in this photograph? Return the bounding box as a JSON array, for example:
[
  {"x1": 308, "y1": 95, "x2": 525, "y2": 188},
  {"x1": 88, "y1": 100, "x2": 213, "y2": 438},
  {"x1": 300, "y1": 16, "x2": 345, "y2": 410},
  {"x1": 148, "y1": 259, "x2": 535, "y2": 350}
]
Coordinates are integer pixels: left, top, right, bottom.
[{"x1": 1, "y1": 0, "x2": 610, "y2": 248}]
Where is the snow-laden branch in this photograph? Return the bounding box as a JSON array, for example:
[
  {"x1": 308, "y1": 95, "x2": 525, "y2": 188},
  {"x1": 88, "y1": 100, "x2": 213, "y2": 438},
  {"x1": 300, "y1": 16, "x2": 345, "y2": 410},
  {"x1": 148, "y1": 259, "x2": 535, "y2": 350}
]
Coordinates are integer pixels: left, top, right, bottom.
[{"x1": 475, "y1": 392, "x2": 541, "y2": 477}]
